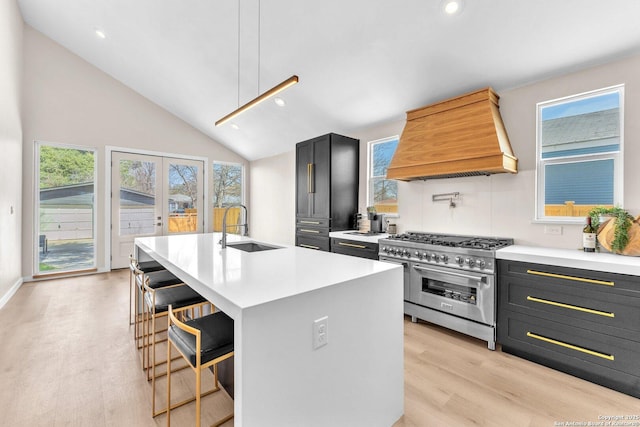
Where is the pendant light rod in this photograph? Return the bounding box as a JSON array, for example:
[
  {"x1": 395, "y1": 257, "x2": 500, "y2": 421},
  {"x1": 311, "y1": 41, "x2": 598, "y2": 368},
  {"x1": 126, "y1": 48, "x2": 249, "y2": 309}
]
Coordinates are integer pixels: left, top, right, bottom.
[{"x1": 215, "y1": 75, "x2": 299, "y2": 126}]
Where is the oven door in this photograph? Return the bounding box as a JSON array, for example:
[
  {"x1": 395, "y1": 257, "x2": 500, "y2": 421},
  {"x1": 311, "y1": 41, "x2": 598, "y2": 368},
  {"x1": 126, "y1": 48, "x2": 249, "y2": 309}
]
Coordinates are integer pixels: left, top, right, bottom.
[
  {"x1": 410, "y1": 263, "x2": 494, "y2": 326},
  {"x1": 379, "y1": 256, "x2": 411, "y2": 301}
]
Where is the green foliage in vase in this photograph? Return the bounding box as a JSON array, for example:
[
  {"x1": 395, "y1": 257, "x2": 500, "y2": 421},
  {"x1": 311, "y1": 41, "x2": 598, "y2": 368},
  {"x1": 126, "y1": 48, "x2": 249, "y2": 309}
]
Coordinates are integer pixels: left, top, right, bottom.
[{"x1": 588, "y1": 206, "x2": 636, "y2": 253}]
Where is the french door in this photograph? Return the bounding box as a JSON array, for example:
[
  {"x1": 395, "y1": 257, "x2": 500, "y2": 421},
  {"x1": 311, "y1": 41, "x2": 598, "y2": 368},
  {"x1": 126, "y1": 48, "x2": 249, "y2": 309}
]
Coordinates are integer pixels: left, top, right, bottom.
[{"x1": 111, "y1": 152, "x2": 204, "y2": 268}]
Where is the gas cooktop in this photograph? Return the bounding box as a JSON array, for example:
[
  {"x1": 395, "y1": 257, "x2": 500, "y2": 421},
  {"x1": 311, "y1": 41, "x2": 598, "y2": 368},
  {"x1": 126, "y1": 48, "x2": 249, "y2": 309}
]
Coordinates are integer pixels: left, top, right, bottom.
[{"x1": 386, "y1": 231, "x2": 513, "y2": 250}]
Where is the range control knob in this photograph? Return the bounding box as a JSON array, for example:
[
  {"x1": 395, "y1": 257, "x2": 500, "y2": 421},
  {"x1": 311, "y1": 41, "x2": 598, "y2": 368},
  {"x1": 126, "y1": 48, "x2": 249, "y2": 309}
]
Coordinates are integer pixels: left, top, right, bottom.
[
  {"x1": 402, "y1": 249, "x2": 410, "y2": 258},
  {"x1": 422, "y1": 252, "x2": 428, "y2": 259},
  {"x1": 430, "y1": 253, "x2": 438, "y2": 261},
  {"x1": 414, "y1": 251, "x2": 422, "y2": 259},
  {"x1": 465, "y1": 258, "x2": 475, "y2": 267},
  {"x1": 455, "y1": 256, "x2": 464, "y2": 265},
  {"x1": 440, "y1": 254, "x2": 449, "y2": 263},
  {"x1": 477, "y1": 259, "x2": 486, "y2": 269},
  {"x1": 382, "y1": 246, "x2": 389, "y2": 253}
]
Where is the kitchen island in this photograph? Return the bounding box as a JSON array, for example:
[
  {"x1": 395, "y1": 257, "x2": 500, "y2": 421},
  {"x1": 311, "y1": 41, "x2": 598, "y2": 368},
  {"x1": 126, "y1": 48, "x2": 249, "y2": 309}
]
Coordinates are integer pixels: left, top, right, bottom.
[{"x1": 135, "y1": 233, "x2": 404, "y2": 427}]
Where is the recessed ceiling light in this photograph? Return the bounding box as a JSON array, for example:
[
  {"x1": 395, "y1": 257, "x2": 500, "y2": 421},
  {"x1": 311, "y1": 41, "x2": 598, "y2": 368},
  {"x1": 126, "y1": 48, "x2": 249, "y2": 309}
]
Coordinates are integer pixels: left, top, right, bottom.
[
  {"x1": 95, "y1": 29, "x2": 106, "y2": 39},
  {"x1": 230, "y1": 123, "x2": 240, "y2": 130},
  {"x1": 274, "y1": 97, "x2": 286, "y2": 107},
  {"x1": 442, "y1": 0, "x2": 463, "y2": 15}
]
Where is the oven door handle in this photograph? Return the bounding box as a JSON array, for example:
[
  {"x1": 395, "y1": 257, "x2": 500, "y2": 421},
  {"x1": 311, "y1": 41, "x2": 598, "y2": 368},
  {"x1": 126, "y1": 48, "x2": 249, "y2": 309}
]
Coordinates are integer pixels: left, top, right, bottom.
[{"x1": 413, "y1": 265, "x2": 487, "y2": 283}]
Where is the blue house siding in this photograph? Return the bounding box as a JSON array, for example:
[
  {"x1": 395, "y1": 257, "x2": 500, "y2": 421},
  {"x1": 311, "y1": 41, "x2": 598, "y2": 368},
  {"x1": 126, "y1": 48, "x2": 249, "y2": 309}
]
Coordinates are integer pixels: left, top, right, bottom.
[{"x1": 545, "y1": 159, "x2": 614, "y2": 205}]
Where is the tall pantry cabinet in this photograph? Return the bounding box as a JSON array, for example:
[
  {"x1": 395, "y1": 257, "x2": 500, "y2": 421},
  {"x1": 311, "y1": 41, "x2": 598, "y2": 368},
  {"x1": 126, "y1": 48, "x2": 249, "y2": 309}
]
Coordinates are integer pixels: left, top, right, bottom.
[{"x1": 295, "y1": 133, "x2": 359, "y2": 252}]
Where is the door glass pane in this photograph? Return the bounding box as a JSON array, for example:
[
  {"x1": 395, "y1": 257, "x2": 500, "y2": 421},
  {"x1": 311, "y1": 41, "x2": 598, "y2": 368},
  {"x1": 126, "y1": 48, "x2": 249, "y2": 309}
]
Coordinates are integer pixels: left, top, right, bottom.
[
  {"x1": 38, "y1": 144, "x2": 96, "y2": 273},
  {"x1": 168, "y1": 163, "x2": 199, "y2": 233},
  {"x1": 119, "y1": 160, "x2": 156, "y2": 236},
  {"x1": 213, "y1": 162, "x2": 243, "y2": 233}
]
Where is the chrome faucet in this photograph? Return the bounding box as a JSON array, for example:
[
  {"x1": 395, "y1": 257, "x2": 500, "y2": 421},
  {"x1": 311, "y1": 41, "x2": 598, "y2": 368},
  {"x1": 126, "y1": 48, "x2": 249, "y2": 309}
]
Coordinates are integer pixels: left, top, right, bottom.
[{"x1": 220, "y1": 204, "x2": 249, "y2": 248}]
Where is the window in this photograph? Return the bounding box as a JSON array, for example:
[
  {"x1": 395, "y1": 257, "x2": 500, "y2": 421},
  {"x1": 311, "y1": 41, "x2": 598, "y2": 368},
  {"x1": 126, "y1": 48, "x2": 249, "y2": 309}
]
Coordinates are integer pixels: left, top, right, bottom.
[
  {"x1": 536, "y1": 86, "x2": 623, "y2": 221},
  {"x1": 368, "y1": 136, "x2": 399, "y2": 215},
  {"x1": 212, "y1": 162, "x2": 244, "y2": 232},
  {"x1": 36, "y1": 142, "x2": 97, "y2": 274}
]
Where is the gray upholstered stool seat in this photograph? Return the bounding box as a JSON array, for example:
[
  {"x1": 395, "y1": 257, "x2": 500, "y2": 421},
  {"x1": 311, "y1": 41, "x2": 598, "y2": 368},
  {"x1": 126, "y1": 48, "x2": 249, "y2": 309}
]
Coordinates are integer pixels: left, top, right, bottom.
[
  {"x1": 137, "y1": 260, "x2": 164, "y2": 274},
  {"x1": 136, "y1": 269, "x2": 182, "y2": 290},
  {"x1": 169, "y1": 311, "x2": 234, "y2": 366},
  {"x1": 144, "y1": 285, "x2": 206, "y2": 314}
]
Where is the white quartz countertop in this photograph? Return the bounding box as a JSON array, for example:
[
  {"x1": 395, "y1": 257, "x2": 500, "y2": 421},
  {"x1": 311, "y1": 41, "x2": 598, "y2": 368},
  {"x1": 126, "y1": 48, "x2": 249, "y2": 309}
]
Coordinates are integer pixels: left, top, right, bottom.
[
  {"x1": 497, "y1": 245, "x2": 640, "y2": 276},
  {"x1": 329, "y1": 230, "x2": 390, "y2": 243},
  {"x1": 135, "y1": 233, "x2": 398, "y2": 316}
]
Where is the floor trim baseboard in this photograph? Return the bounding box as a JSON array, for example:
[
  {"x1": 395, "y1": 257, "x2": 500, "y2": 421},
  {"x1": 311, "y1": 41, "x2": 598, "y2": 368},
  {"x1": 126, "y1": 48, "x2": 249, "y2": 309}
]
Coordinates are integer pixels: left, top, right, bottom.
[{"x1": 0, "y1": 277, "x2": 24, "y2": 310}]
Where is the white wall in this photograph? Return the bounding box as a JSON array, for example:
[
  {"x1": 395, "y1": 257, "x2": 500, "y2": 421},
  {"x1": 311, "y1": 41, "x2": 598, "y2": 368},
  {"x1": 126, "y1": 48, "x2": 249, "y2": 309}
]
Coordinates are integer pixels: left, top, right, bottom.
[
  {"x1": 250, "y1": 53, "x2": 640, "y2": 250},
  {"x1": 21, "y1": 26, "x2": 249, "y2": 278},
  {"x1": 0, "y1": 0, "x2": 23, "y2": 306},
  {"x1": 249, "y1": 150, "x2": 296, "y2": 245}
]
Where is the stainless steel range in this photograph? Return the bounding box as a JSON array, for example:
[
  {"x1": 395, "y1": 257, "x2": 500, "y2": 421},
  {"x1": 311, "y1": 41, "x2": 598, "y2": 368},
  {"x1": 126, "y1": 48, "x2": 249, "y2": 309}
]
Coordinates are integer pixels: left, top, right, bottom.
[{"x1": 378, "y1": 231, "x2": 513, "y2": 350}]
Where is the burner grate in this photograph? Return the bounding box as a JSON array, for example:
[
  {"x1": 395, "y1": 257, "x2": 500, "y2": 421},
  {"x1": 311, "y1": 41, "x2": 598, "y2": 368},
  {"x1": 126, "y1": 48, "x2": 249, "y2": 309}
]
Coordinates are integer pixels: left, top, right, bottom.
[{"x1": 389, "y1": 232, "x2": 512, "y2": 250}]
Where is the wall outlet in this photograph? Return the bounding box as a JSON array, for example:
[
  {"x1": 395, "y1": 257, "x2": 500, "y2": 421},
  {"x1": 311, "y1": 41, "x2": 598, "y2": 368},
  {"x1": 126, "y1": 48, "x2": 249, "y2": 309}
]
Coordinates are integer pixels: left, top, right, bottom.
[
  {"x1": 544, "y1": 225, "x2": 562, "y2": 235},
  {"x1": 313, "y1": 316, "x2": 328, "y2": 349}
]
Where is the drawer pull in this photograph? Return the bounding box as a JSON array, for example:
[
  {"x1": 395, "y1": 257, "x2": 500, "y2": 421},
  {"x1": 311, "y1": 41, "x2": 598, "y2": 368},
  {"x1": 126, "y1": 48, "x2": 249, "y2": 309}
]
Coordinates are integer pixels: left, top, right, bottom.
[
  {"x1": 526, "y1": 270, "x2": 614, "y2": 287},
  {"x1": 300, "y1": 229, "x2": 320, "y2": 234},
  {"x1": 526, "y1": 332, "x2": 614, "y2": 361},
  {"x1": 526, "y1": 296, "x2": 615, "y2": 318},
  {"x1": 300, "y1": 220, "x2": 321, "y2": 225},
  {"x1": 300, "y1": 244, "x2": 320, "y2": 250},
  {"x1": 338, "y1": 242, "x2": 367, "y2": 249}
]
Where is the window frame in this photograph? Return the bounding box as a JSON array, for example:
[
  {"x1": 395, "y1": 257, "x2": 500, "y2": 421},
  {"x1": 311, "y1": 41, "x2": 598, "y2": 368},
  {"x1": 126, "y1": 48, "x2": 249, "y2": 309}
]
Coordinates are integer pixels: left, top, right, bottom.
[
  {"x1": 367, "y1": 135, "x2": 399, "y2": 217},
  {"x1": 534, "y1": 85, "x2": 624, "y2": 223},
  {"x1": 34, "y1": 140, "x2": 98, "y2": 275}
]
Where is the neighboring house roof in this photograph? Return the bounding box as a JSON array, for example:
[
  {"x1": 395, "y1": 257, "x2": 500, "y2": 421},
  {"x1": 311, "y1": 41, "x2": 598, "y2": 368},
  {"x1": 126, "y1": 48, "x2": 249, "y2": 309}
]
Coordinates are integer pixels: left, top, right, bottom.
[
  {"x1": 40, "y1": 183, "x2": 156, "y2": 207},
  {"x1": 541, "y1": 108, "x2": 619, "y2": 147},
  {"x1": 40, "y1": 183, "x2": 94, "y2": 206}
]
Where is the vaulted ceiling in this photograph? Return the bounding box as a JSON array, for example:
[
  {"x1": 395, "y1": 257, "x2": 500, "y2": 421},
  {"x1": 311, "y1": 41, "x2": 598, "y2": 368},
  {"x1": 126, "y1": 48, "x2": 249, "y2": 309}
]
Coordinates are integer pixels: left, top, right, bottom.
[{"x1": 17, "y1": 0, "x2": 640, "y2": 161}]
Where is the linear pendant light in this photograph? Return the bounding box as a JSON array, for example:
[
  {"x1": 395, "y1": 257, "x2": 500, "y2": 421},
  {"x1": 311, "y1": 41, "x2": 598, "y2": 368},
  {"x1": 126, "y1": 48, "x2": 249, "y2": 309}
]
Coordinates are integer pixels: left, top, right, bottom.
[{"x1": 215, "y1": 75, "x2": 299, "y2": 126}]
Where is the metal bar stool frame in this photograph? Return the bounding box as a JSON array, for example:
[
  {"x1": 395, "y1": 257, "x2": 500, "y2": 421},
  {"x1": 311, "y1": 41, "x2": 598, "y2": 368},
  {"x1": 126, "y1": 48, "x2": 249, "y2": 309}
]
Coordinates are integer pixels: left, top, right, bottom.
[
  {"x1": 139, "y1": 274, "x2": 187, "y2": 375},
  {"x1": 144, "y1": 278, "x2": 210, "y2": 417},
  {"x1": 132, "y1": 266, "x2": 184, "y2": 358},
  {"x1": 129, "y1": 254, "x2": 163, "y2": 327},
  {"x1": 166, "y1": 304, "x2": 234, "y2": 427}
]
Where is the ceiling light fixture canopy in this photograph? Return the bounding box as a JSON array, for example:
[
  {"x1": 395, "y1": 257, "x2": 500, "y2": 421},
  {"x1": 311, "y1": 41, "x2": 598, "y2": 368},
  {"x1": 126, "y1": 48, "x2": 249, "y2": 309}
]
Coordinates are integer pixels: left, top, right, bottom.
[{"x1": 215, "y1": 75, "x2": 298, "y2": 126}]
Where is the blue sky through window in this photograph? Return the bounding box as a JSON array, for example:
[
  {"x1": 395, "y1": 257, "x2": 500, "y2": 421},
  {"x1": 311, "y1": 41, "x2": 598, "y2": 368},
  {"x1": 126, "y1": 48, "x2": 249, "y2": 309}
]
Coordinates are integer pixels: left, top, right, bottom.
[
  {"x1": 542, "y1": 92, "x2": 619, "y2": 120},
  {"x1": 372, "y1": 139, "x2": 398, "y2": 176}
]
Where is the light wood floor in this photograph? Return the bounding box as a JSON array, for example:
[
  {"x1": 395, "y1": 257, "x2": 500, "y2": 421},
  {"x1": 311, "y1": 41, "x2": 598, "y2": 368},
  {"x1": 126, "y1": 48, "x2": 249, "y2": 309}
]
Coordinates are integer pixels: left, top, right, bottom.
[{"x1": 0, "y1": 271, "x2": 638, "y2": 426}]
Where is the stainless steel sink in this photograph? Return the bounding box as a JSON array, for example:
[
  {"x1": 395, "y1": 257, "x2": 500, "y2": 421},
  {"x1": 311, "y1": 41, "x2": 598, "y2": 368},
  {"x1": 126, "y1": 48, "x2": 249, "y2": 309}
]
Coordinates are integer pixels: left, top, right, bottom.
[{"x1": 226, "y1": 242, "x2": 282, "y2": 252}]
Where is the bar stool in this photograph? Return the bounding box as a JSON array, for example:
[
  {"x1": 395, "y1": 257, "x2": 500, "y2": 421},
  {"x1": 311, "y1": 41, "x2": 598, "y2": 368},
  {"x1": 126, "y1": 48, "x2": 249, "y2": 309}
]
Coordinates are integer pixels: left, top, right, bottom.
[
  {"x1": 132, "y1": 266, "x2": 184, "y2": 352},
  {"x1": 166, "y1": 304, "x2": 234, "y2": 427},
  {"x1": 144, "y1": 277, "x2": 209, "y2": 417},
  {"x1": 129, "y1": 254, "x2": 164, "y2": 325}
]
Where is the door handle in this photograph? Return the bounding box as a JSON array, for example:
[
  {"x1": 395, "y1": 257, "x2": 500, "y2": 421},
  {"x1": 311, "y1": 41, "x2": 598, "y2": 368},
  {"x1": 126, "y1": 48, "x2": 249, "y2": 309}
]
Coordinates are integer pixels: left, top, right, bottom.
[
  {"x1": 307, "y1": 163, "x2": 315, "y2": 193},
  {"x1": 156, "y1": 222, "x2": 162, "y2": 226},
  {"x1": 338, "y1": 242, "x2": 367, "y2": 249},
  {"x1": 413, "y1": 265, "x2": 487, "y2": 282},
  {"x1": 300, "y1": 244, "x2": 320, "y2": 250}
]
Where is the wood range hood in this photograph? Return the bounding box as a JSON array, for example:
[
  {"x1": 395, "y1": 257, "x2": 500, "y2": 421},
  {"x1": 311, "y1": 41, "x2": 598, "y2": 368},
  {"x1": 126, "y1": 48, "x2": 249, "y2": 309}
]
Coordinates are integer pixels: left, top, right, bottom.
[{"x1": 387, "y1": 87, "x2": 518, "y2": 181}]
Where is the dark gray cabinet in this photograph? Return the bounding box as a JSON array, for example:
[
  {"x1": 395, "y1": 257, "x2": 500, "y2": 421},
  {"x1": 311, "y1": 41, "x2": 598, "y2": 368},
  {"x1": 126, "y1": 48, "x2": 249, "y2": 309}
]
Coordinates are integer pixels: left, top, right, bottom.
[
  {"x1": 331, "y1": 237, "x2": 379, "y2": 260},
  {"x1": 295, "y1": 133, "x2": 359, "y2": 252},
  {"x1": 497, "y1": 259, "x2": 640, "y2": 398}
]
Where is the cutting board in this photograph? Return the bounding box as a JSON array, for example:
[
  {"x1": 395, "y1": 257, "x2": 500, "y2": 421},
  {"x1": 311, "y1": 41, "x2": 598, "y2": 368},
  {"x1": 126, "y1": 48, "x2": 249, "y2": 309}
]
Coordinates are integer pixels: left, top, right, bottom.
[{"x1": 597, "y1": 215, "x2": 640, "y2": 256}]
